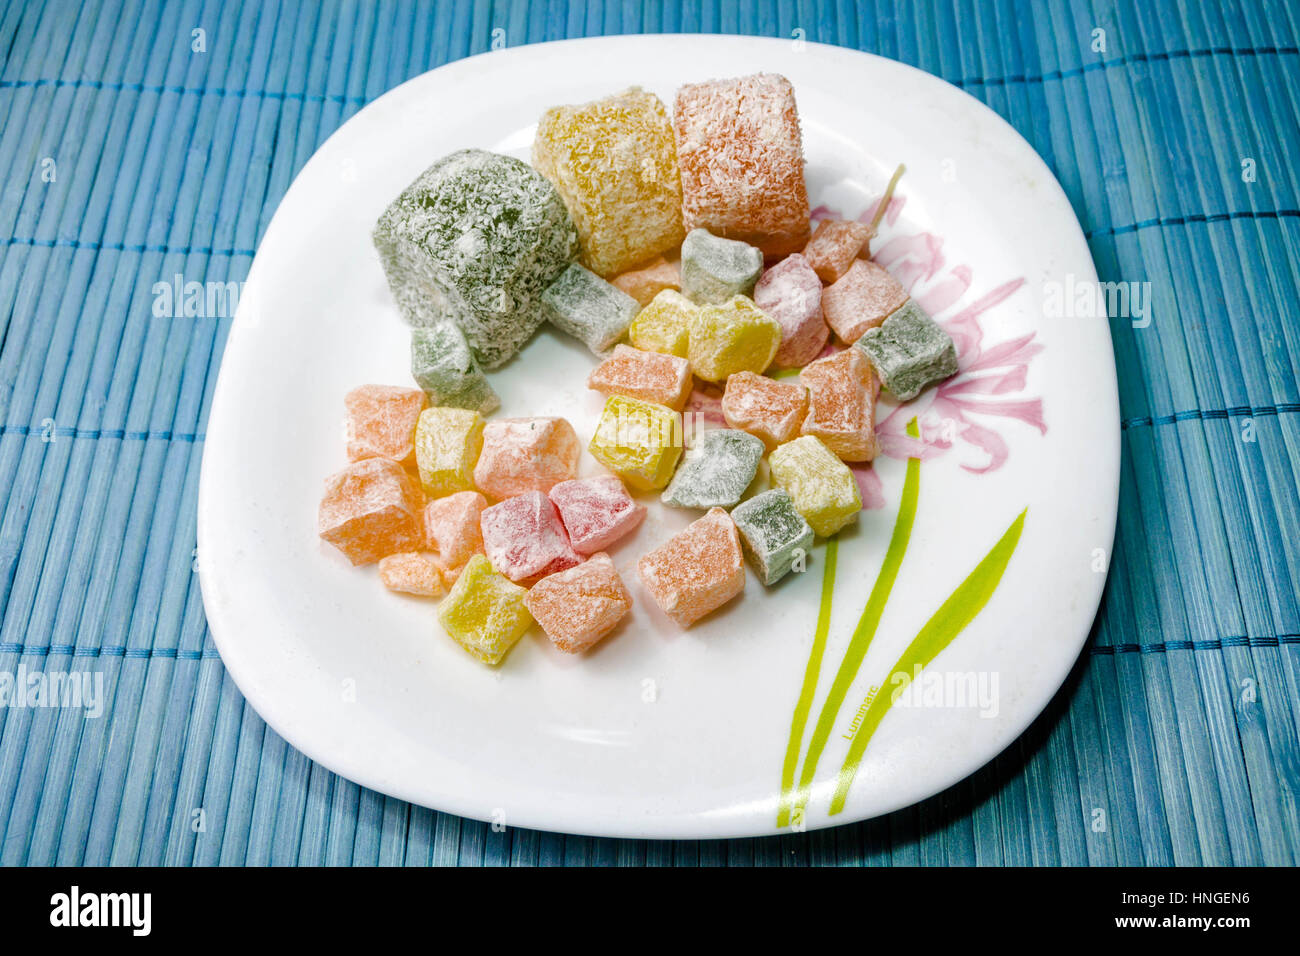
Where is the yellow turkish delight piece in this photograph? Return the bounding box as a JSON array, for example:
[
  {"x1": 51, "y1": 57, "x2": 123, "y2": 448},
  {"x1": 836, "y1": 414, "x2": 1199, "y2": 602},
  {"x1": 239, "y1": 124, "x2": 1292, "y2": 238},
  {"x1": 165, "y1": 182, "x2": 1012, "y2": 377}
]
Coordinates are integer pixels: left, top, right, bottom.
[
  {"x1": 767, "y1": 435, "x2": 862, "y2": 537},
  {"x1": 437, "y1": 554, "x2": 533, "y2": 665},
  {"x1": 688, "y1": 295, "x2": 781, "y2": 384},
  {"x1": 588, "y1": 395, "x2": 683, "y2": 491},
  {"x1": 629, "y1": 289, "x2": 695, "y2": 358},
  {"x1": 532, "y1": 88, "x2": 684, "y2": 277},
  {"x1": 414, "y1": 407, "x2": 484, "y2": 498}
]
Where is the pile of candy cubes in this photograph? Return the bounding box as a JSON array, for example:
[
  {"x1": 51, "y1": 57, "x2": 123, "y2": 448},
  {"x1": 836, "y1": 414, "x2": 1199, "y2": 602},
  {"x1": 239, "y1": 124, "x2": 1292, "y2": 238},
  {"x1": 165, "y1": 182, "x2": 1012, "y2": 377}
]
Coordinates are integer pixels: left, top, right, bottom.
[{"x1": 319, "y1": 74, "x2": 959, "y2": 666}]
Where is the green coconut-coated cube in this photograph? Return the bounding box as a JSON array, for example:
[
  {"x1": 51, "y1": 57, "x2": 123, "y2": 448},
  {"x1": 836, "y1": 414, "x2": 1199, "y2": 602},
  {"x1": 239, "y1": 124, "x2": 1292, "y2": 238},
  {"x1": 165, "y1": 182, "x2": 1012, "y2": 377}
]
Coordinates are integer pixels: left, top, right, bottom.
[
  {"x1": 373, "y1": 149, "x2": 578, "y2": 369},
  {"x1": 855, "y1": 299, "x2": 959, "y2": 401}
]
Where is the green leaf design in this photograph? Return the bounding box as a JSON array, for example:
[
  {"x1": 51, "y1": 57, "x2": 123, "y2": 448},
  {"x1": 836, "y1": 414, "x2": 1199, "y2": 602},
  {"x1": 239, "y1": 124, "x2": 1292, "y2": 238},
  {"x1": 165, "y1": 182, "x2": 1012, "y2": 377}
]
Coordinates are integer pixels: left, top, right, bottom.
[
  {"x1": 827, "y1": 507, "x2": 1028, "y2": 815},
  {"x1": 776, "y1": 537, "x2": 838, "y2": 829},
  {"x1": 786, "y1": 419, "x2": 922, "y2": 823}
]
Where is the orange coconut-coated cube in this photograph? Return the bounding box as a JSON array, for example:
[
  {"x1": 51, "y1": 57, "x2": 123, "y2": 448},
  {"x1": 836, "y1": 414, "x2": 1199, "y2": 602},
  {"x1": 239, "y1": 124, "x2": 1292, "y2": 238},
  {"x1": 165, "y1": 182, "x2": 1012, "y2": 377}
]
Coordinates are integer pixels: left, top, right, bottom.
[
  {"x1": 800, "y1": 348, "x2": 876, "y2": 461},
  {"x1": 803, "y1": 219, "x2": 874, "y2": 283},
  {"x1": 344, "y1": 385, "x2": 428, "y2": 469},
  {"x1": 673, "y1": 74, "x2": 811, "y2": 257},
  {"x1": 524, "y1": 552, "x2": 633, "y2": 653},
  {"x1": 472, "y1": 417, "x2": 580, "y2": 500},
  {"x1": 319, "y1": 458, "x2": 424, "y2": 565},
  {"x1": 611, "y1": 256, "x2": 681, "y2": 305},
  {"x1": 424, "y1": 490, "x2": 487, "y2": 570},
  {"x1": 378, "y1": 551, "x2": 448, "y2": 597},
  {"x1": 721, "y1": 371, "x2": 809, "y2": 451},
  {"x1": 821, "y1": 260, "x2": 909, "y2": 344},
  {"x1": 637, "y1": 507, "x2": 745, "y2": 628},
  {"x1": 587, "y1": 344, "x2": 693, "y2": 411}
]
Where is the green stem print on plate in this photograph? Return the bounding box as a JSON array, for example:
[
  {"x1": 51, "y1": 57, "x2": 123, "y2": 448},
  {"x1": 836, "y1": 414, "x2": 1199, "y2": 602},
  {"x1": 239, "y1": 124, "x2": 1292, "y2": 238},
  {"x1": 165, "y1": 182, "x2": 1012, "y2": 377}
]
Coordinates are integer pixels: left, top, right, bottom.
[
  {"x1": 776, "y1": 536, "x2": 838, "y2": 829},
  {"x1": 785, "y1": 418, "x2": 922, "y2": 824},
  {"x1": 827, "y1": 507, "x2": 1028, "y2": 815}
]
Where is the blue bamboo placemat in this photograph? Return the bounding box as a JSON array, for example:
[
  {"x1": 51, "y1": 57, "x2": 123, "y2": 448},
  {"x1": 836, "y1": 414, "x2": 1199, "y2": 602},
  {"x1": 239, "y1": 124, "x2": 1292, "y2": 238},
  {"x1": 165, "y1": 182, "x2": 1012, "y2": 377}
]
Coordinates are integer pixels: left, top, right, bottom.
[{"x1": 1, "y1": 0, "x2": 1297, "y2": 866}]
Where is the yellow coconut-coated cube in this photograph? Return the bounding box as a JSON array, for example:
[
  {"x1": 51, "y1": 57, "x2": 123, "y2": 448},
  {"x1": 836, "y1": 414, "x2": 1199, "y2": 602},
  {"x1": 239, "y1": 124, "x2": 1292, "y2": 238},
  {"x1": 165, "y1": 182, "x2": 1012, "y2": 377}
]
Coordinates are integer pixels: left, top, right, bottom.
[
  {"x1": 436, "y1": 554, "x2": 533, "y2": 665},
  {"x1": 767, "y1": 435, "x2": 862, "y2": 537},
  {"x1": 532, "y1": 88, "x2": 684, "y2": 277},
  {"x1": 414, "y1": 407, "x2": 484, "y2": 498},
  {"x1": 688, "y1": 295, "x2": 782, "y2": 384},
  {"x1": 629, "y1": 289, "x2": 695, "y2": 358},
  {"x1": 588, "y1": 395, "x2": 683, "y2": 491}
]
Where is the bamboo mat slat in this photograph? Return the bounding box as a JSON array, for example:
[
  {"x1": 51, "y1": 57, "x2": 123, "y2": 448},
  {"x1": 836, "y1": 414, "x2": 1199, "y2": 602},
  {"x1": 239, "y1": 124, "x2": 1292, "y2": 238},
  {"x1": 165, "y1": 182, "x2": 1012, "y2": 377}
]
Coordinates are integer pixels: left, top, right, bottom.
[{"x1": 1, "y1": 0, "x2": 1297, "y2": 865}]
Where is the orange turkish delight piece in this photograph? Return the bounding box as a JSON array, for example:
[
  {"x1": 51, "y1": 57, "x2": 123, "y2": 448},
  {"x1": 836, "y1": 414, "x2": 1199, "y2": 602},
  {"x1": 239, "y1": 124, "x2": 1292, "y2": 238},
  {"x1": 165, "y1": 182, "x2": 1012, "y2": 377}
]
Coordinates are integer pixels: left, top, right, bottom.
[
  {"x1": 636, "y1": 507, "x2": 745, "y2": 628},
  {"x1": 344, "y1": 385, "x2": 427, "y2": 469},
  {"x1": 318, "y1": 458, "x2": 424, "y2": 565}
]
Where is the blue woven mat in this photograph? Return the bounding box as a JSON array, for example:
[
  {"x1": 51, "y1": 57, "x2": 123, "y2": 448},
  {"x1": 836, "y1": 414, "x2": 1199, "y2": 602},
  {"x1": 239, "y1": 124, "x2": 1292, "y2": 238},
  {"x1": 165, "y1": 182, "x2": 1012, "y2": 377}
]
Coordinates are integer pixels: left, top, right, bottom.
[{"x1": 1, "y1": 0, "x2": 1297, "y2": 866}]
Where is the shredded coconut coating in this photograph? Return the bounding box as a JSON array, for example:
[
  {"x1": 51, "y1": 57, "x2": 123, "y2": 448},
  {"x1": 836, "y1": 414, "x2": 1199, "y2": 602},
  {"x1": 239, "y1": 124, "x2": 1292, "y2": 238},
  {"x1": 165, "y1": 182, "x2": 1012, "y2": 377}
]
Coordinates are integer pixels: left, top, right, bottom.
[
  {"x1": 721, "y1": 371, "x2": 809, "y2": 451},
  {"x1": 637, "y1": 507, "x2": 745, "y2": 628},
  {"x1": 373, "y1": 149, "x2": 577, "y2": 369},
  {"x1": 799, "y1": 348, "x2": 877, "y2": 462},
  {"x1": 587, "y1": 344, "x2": 693, "y2": 410},
  {"x1": 821, "y1": 260, "x2": 908, "y2": 344},
  {"x1": 673, "y1": 73, "x2": 812, "y2": 257},
  {"x1": 344, "y1": 384, "x2": 428, "y2": 470},
  {"x1": 524, "y1": 553, "x2": 633, "y2": 653},
  {"x1": 318, "y1": 458, "x2": 425, "y2": 565},
  {"x1": 533, "y1": 88, "x2": 685, "y2": 277}
]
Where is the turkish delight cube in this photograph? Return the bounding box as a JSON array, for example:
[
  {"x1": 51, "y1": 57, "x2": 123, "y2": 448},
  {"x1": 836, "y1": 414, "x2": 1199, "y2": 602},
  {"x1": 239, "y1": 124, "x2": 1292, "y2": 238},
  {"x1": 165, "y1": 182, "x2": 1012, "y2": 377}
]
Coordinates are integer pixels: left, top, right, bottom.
[
  {"x1": 661, "y1": 428, "x2": 764, "y2": 510},
  {"x1": 637, "y1": 507, "x2": 745, "y2": 627},
  {"x1": 319, "y1": 458, "x2": 425, "y2": 565},
  {"x1": 731, "y1": 488, "x2": 815, "y2": 585},
  {"x1": 541, "y1": 262, "x2": 640, "y2": 354},
  {"x1": 473, "y1": 417, "x2": 580, "y2": 500},
  {"x1": 344, "y1": 384, "x2": 427, "y2": 470},
  {"x1": 587, "y1": 344, "x2": 693, "y2": 411},
  {"x1": 548, "y1": 475, "x2": 645, "y2": 554},
  {"x1": 855, "y1": 299, "x2": 959, "y2": 400},
  {"x1": 410, "y1": 322, "x2": 499, "y2": 415},
  {"x1": 524, "y1": 552, "x2": 633, "y2": 653},
  {"x1": 437, "y1": 554, "x2": 533, "y2": 665},
  {"x1": 479, "y1": 490, "x2": 581, "y2": 584}
]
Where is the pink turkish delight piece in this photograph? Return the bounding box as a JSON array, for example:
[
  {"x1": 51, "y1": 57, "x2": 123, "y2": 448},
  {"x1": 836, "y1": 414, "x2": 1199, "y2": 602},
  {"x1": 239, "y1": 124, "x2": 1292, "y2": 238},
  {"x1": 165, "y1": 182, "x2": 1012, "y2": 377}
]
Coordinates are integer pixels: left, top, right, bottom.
[
  {"x1": 480, "y1": 490, "x2": 582, "y2": 584},
  {"x1": 548, "y1": 475, "x2": 646, "y2": 554},
  {"x1": 753, "y1": 253, "x2": 829, "y2": 368}
]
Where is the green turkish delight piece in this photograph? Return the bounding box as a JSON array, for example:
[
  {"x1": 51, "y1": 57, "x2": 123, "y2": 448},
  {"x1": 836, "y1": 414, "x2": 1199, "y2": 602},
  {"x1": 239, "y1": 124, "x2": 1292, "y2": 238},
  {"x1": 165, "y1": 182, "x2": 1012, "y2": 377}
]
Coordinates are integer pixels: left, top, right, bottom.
[{"x1": 373, "y1": 149, "x2": 577, "y2": 369}]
